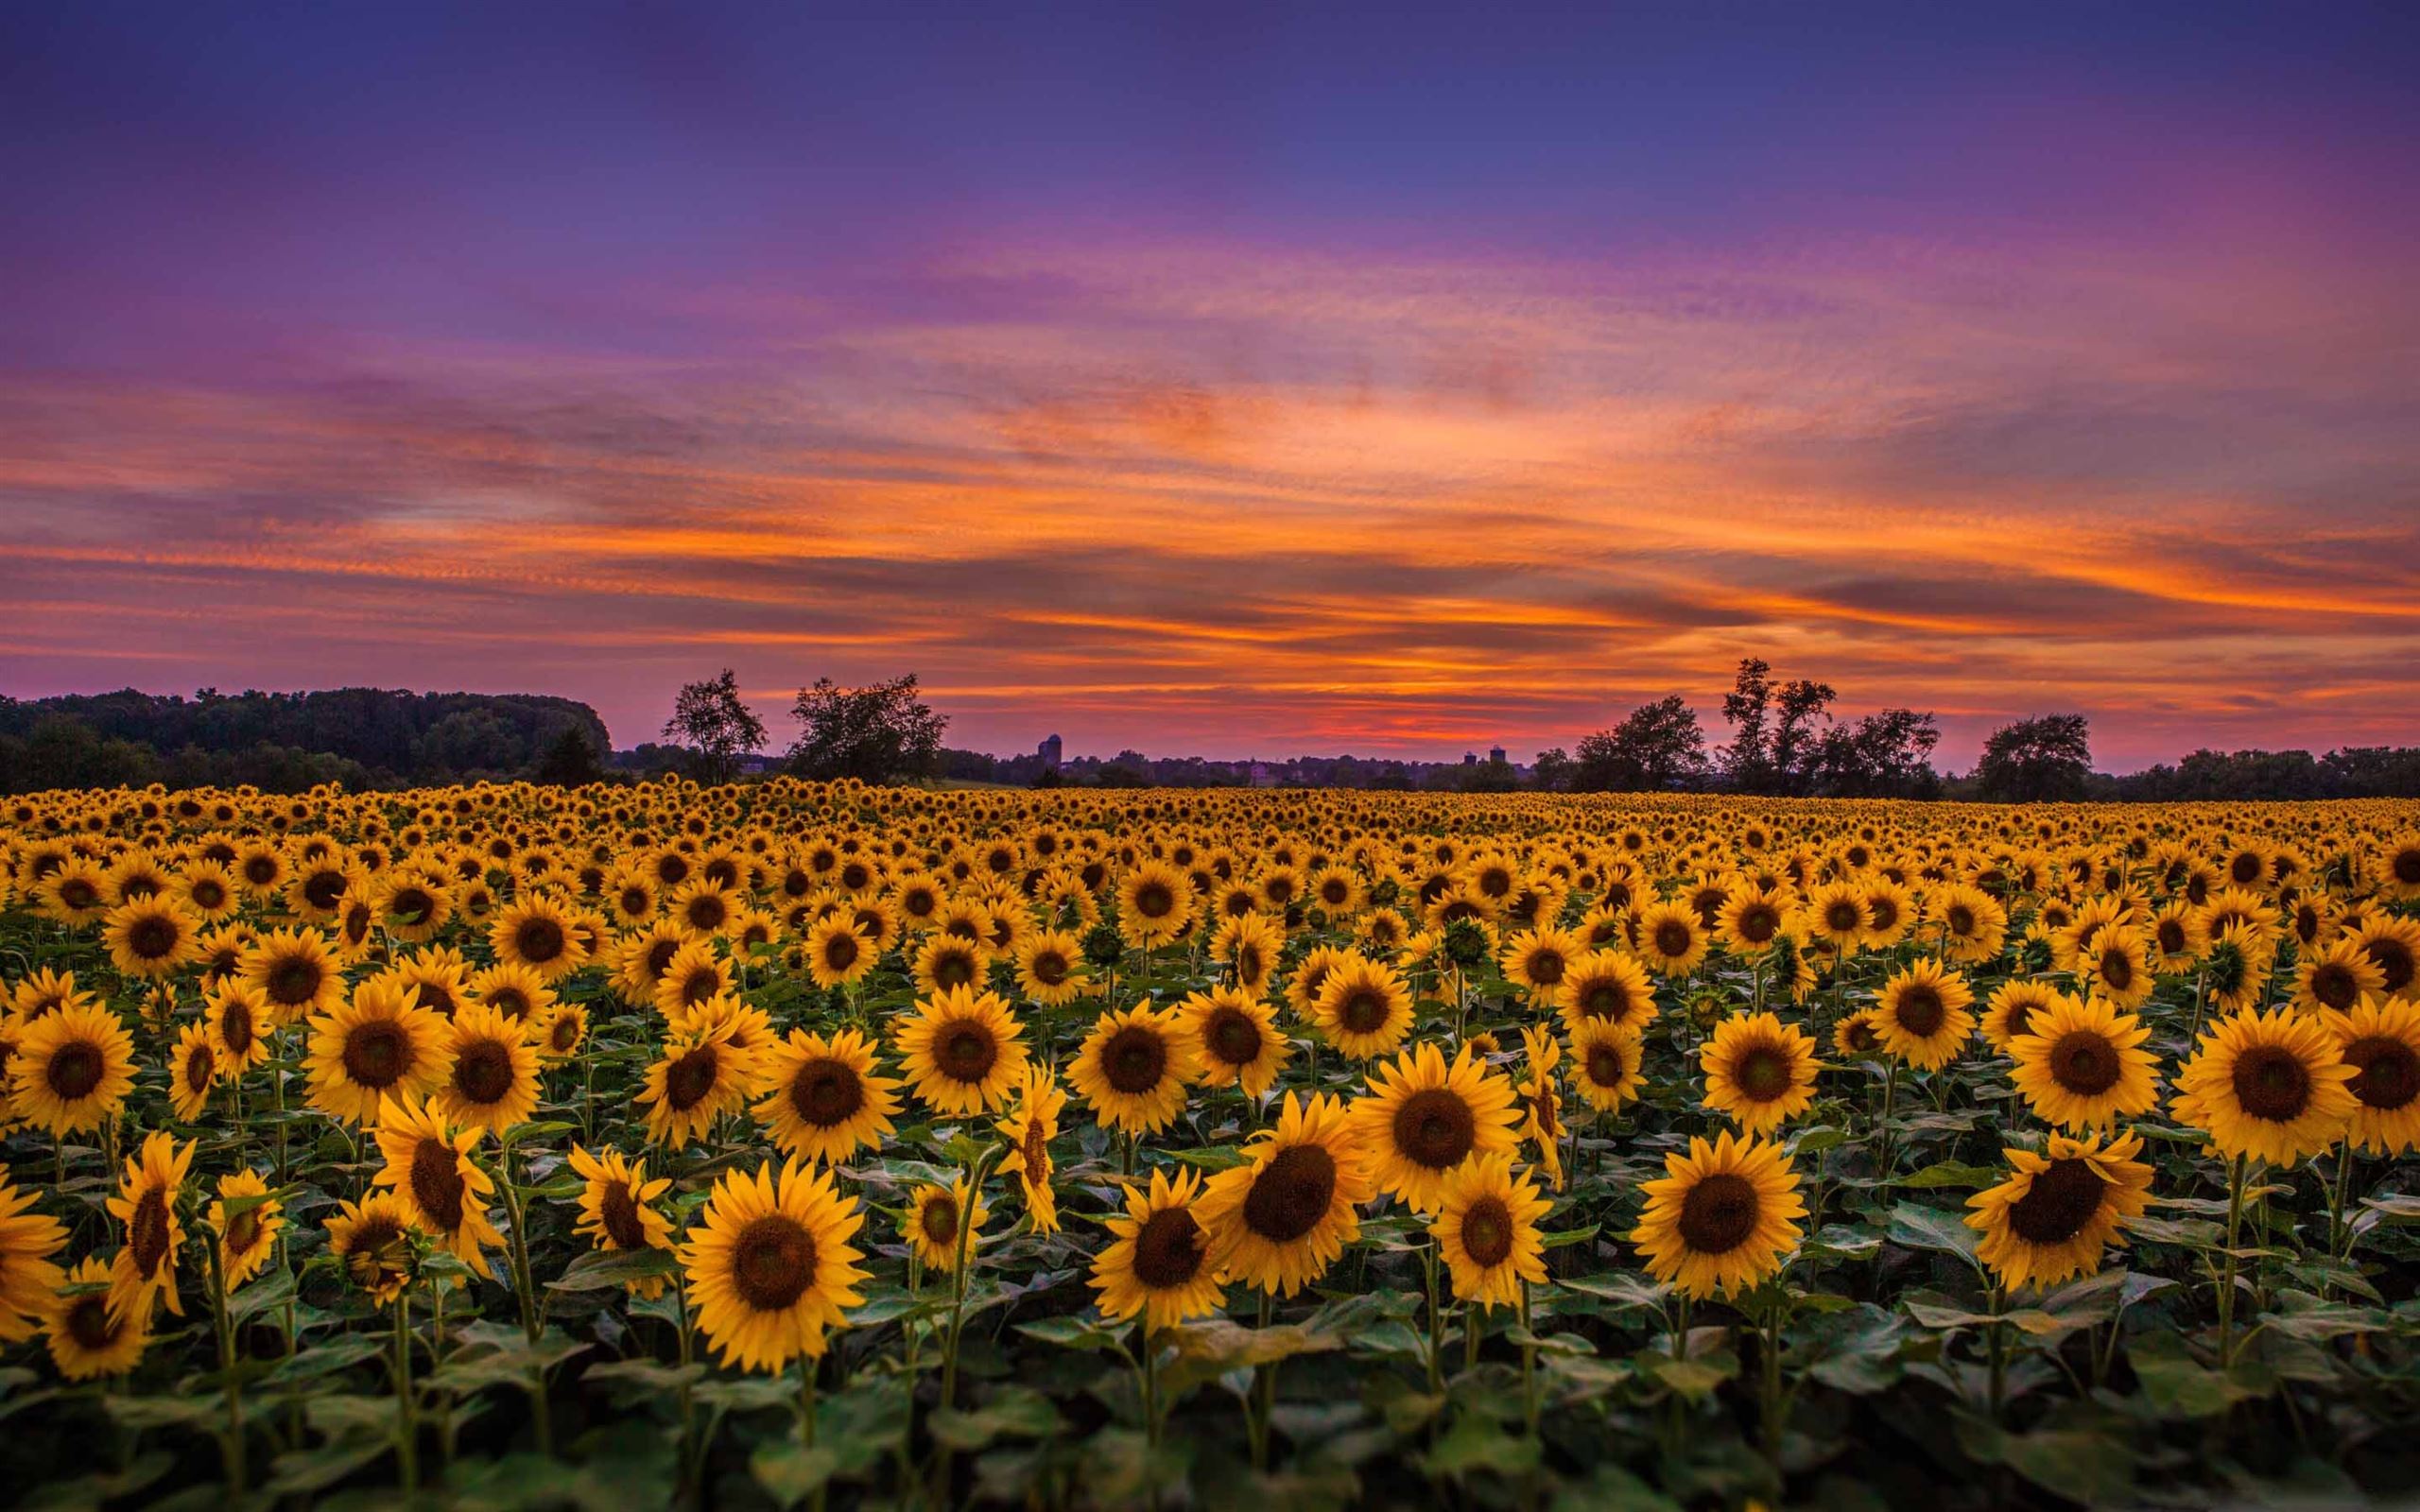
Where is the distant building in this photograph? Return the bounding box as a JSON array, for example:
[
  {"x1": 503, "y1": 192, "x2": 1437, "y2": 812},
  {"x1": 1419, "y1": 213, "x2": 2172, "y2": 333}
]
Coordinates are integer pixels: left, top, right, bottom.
[
  {"x1": 1489, "y1": 746, "x2": 1507, "y2": 765},
  {"x1": 1463, "y1": 751, "x2": 1478, "y2": 765},
  {"x1": 1037, "y1": 733, "x2": 1062, "y2": 768}
]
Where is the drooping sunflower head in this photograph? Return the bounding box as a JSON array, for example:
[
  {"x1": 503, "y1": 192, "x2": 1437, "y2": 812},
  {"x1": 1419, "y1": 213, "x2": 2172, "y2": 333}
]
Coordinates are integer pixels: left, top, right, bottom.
[
  {"x1": 168, "y1": 1021, "x2": 219, "y2": 1122},
  {"x1": 202, "y1": 980, "x2": 271, "y2": 1072},
  {"x1": 105, "y1": 1130, "x2": 193, "y2": 1324},
  {"x1": 209, "y1": 1170, "x2": 285, "y2": 1292},
  {"x1": 1068, "y1": 1004, "x2": 1200, "y2": 1135},
  {"x1": 326, "y1": 1193, "x2": 419, "y2": 1305},
  {"x1": 1965, "y1": 1128, "x2": 2153, "y2": 1291},
  {"x1": 43, "y1": 1257, "x2": 150, "y2": 1381},
  {"x1": 902, "y1": 1178, "x2": 989, "y2": 1273},
  {"x1": 566, "y1": 1143, "x2": 675, "y2": 1295},
  {"x1": 1090, "y1": 1166, "x2": 1223, "y2": 1332},
  {"x1": 1631, "y1": 1129, "x2": 1806, "y2": 1300},
  {"x1": 372, "y1": 1094, "x2": 500, "y2": 1276}
]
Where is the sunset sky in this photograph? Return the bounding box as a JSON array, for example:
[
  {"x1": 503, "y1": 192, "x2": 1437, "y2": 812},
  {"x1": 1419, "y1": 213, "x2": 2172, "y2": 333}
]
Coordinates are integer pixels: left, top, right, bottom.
[{"x1": 3, "y1": 4, "x2": 2415, "y2": 771}]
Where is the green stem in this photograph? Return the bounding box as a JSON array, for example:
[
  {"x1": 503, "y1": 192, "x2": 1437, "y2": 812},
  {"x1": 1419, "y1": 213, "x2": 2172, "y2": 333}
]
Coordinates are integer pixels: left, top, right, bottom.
[
  {"x1": 206, "y1": 1233, "x2": 248, "y2": 1497},
  {"x1": 2219, "y1": 1154, "x2": 2248, "y2": 1366},
  {"x1": 393, "y1": 1291, "x2": 419, "y2": 1496}
]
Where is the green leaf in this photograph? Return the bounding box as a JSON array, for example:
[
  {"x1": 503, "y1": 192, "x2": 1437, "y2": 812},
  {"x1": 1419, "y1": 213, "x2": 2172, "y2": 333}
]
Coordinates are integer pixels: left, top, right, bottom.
[
  {"x1": 751, "y1": 1441, "x2": 842, "y2": 1509},
  {"x1": 1012, "y1": 1314, "x2": 1126, "y2": 1352},
  {"x1": 1996, "y1": 1428, "x2": 2135, "y2": 1505},
  {"x1": 1420, "y1": 1411, "x2": 1542, "y2": 1478},
  {"x1": 928, "y1": 1386, "x2": 1064, "y2": 1451},
  {"x1": 1895, "y1": 1160, "x2": 2000, "y2": 1191},
  {"x1": 1887, "y1": 1202, "x2": 1980, "y2": 1262},
  {"x1": 545, "y1": 1246, "x2": 678, "y2": 1291}
]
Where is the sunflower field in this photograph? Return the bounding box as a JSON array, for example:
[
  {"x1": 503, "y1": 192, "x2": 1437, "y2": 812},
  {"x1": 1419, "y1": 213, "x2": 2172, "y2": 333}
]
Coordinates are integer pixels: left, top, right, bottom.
[{"x1": 3, "y1": 781, "x2": 2419, "y2": 1511}]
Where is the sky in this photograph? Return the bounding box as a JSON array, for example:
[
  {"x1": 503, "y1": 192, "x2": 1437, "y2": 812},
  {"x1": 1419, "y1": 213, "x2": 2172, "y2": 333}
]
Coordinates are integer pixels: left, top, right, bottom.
[{"x1": 3, "y1": 3, "x2": 2416, "y2": 772}]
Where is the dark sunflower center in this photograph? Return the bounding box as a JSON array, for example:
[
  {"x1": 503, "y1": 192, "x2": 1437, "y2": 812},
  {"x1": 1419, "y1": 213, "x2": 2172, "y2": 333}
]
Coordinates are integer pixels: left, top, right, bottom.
[
  {"x1": 1653, "y1": 921, "x2": 1692, "y2": 958},
  {"x1": 268, "y1": 956, "x2": 321, "y2": 1006},
  {"x1": 304, "y1": 872, "x2": 346, "y2": 910},
  {"x1": 408, "y1": 1139, "x2": 468, "y2": 1230},
  {"x1": 2308, "y1": 962, "x2": 2359, "y2": 1011},
  {"x1": 220, "y1": 1000, "x2": 254, "y2": 1055},
  {"x1": 1206, "y1": 1008, "x2": 1262, "y2": 1066},
  {"x1": 490, "y1": 988, "x2": 531, "y2": 1020},
  {"x1": 1103, "y1": 1026, "x2": 1167, "y2": 1093},
  {"x1": 516, "y1": 919, "x2": 565, "y2": 962},
  {"x1": 1243, "y1": 1143, "x2": 1339, "y2": 1243},
  {"x1": 185, "y1": 1041, "x2": 216, "y2": 1092},
  {"x1": 1947, "y1": 905, "x2": 1976, "y2": 936},
  {"x1": 550, "y1": 1013, "x2": 581, "y2": 1052},
  {"x1": 1132, "y1": 1207, "x2": 1207, "y2": 1289},
  {"x1": 67, "y1": 1297, "x2": 116, "y2": 1351},
  {"x1": 2005, "y1": 1157, "x2": 2104, "y2": 1245},
  {"x1": 679, "y1": 968, "x2": 720, "y2": 1007},
  {"x1": 1337, "y1": 988, "x2": 1390, "y2": 1035},
  {"x1": 730, "y1": 1214, "x2": 817, "y2": 1312},
  {"x1": 1392, "y1": 1088, "x2": 1477, "y2": 1171},
  {"x1": 2232, "y1": 1044, "x2": 2313, "y2": 1123},
  {"x1": 130, "y1": 1188, "x2": 172, "y2": 1275},
  {"x1": 2099, "y1": 949, "x2": 2134, "y2": 991},
  {"x1": 2344, "y1": 1035, "x2": 2420, "y2": 1111},
  {"x1": 1738, "y1": 905, "x2": 1780, "y2": 943},
  {"x1": 686, "y1": 897, "x2": 728, "y2": 931},
  {"x1": 920, "y1": 1194, "x2": 959, "y2": 1246},
  {"x1": 46, "y1": 1042, "x2": 105, "y2": 1101},
  {"x1": 791, "y1": 1058, "x2": 865, "y2": 1126},
  {"x1": 1134, "y1": 883, "x2": 1173, "y2": 919},
  {"x1": 129, "y1": 915, "x2": 180, "y2": 959},
  {"x1": 1461, "y1": 1194, "x2": 1514, "y2": 1266},
  {"x1": 598, "y1": 1179, "x2": 648, "y2": 1250},
  {"x1": 1845, "y1": 1020, "x2": 1880, "y2": 1053},
  {"x1": 1676, "y1": 1173, "x2": 1761, "y2": 1254},
  {"x1": 1030, "y1": 951, "x2": 1068, "y2": 986},
  {"x1": 2394, "y1": 850, "x2": 2420, "y2": 885},
  {"x1": 1581, "y1": 981, "x2": 1632, "y2": 1022},
  {"x1": 665, "y1": 1045, "x2": 721, "y2": 1111},
  {"x1": 2048, "y1": 1031, "x2": 2122, "y2": 1095},
  {"x1": 1584, "y1": 1041, "x2": 1630, "y2": 1087},
  {"x1": 822, "y1": 934, "x2": 859, "y2": 971},
  {"x1": 1527, "y1": 951, "x2": 1565, "y2": 985},
  {"x1": 2366, "y1": 938, "x2": 2415, "y2": 995},
  {"x1": 453, "y1": 1040, "x2": 515, "y2": 1106},
  {"x1": 226, "y1": 1209, "x2": 262, "y2": 1257},
  {"x1": 2156, "y1": 919, "x2": 2187, "y2": 954},
  {"x1": 1734, "y1": 1044, "x2": 1793, "y2": 1103},
  {"x1": 1824, "y1": 902, "x2": 1861, "y2": 933},
  {"x1": 620, "y1": 887, "x2": 651, "y2": 917},
  {"x1": 933, "y1": 951, "x2": 977, "y2": 988},
  {"x1": 391, "y1": 887, "x2": 434, "y2": 923},
  {"x1": 1893, "y1": 986, "x2": 1945, "y2": 1038},
  {"x1": 939, "y1": 1023, "x2": 998, "y2": 1083},
  {"x1": 343, "y1": 1022, "x2": 409, "y2": 1088}
]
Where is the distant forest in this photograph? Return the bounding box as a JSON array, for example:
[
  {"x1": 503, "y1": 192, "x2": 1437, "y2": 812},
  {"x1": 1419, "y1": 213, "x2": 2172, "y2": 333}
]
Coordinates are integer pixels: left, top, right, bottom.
[{"x1": 0, "y1": 688, "x2": 614, "y2": 794}]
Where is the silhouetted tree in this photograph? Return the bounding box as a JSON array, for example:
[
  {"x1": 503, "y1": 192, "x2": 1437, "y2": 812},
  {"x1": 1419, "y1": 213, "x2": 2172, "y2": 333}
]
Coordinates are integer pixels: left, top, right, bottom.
[
  {"x1": 1975, "y1": 713, "x2": 2093, "y2": 802},
  {"x1": 785, "y1": 673, "x2": 947, "y2": 783},
  {"x1": 1808, "y1": 708, "x2": 1941, "y2": 798},
  {"x1": 1573, "y1": 696, "x2": 1708, "y2": 791},
  {"x1": 532, "y1": 725, "x2": 609, "y2": 786},
  {"x1": 663, "y1": 670, "x2": 768, "y2": 785},
  {"x1": 1719, "y1": 659, "x2": 1774, "y2": 790},
  {"x1": 1529, "y1": 747, "x2": 1573, "y2": 792}
]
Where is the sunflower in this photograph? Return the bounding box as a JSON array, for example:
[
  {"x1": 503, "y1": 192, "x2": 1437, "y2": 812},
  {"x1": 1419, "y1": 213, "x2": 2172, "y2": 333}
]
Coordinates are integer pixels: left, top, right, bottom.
[
  {"x1": 653, "y1": 938, "x2": 735, "y2": 1019},
  {"x1": 1633, "y1": 901, "x2": 1709, "y2": 977},
  {"x1": 173, "y1": 860, "x2": 242, "y2": 923},
  {"x1": 106, "y1": 1131, "x2": 193, "y2": 1322},
  {"x1": 903, "y1": 1178, "x2": 989, "y2": 1272},
  {"x1": 1514, "y1": 1025, "x2": 1566, "y2": 1189},
  {"x1": 1433, "y1": 1152, "x2": 1550, "y2": 1309},
  {"x1": 1311, "y1": 956, "x2": 1417, "y2": 1061},
  {"x1": 753, "y1": 1028, "x2": 902, "y2": 1164},
  {"x1": 1178, "y1": 986, "x2": 1291, "y2": 1099},
  {"x1": 1195, "y1": 1091, "x2": 1374, "y2": 1297},
  {"x1": 1555, "y1": 949, "x2": 1659, "y2": 1038},
  {"x1": 1500, "y1": 925, "x2": 1584, "y2": 1006},
  {"x1": 1874, "y1": 957, "x2": 1976, "y2": 1071},
  {"x1": 467, "y1": 961, "x2": 557, "y2": 1027},
  {"x1": 536, "y1": 1003, "x2": 589, "y2": 1061},
  {"x1": 2009, "y1": 994, "x2": 2160, "y2": 1132},
  {"x1": 1700, "y1": 1011, "x2": 1820, "y2": 1136},
  {"x1": 1091, "y1": 1167, "x2": 1224, "y2": 1331},
  {"x1": 2147, "y1": 901, "x2": 2209, "y2": 971},
  {"x1": 102, "y1": 896, "x2": 202, "y2": 980},
  {"x1": 1859, "y1": 877, "x2": 1915, "y2": 950},
  {"x1": 490, "y1": 893, "x2": 588, "y2": 982},
  {"x1": 2291, "y1": 935, "x2": 2384, "y2": 1018},
  {"x1": 0, "y1": 1171, "x2": 68, "y2": 1344},
  {"x1": 372, "y1": 869, "x2": 455, "y2": 945},
  {"x1": 1979, "y1": 980, "x2": 2068, "y2": 1054},
  {"x1": 567, "y1": 1144, "x2": 676, "y2": 1297},
  {"x1": 894, "y1": 986, "x2": 1030, "y2": 1117},
  {"x1": 912, "y1": 934, "x2": 989, "y2": 997},
  {"x1": 640, "y1": 1022, "x2": 761, "y2": 1149},
  {"x1": 305, "y1": 978, "x2": 453, "y2": 1125},
  {"x1": 2326, "y1": 996, "x2": 2420, "y2": 1156},
  {"x1": 1965, "y1": 1129, "x2": 2153, "y2": 1291},
  {"x1": 1830, "y1": 1005, "x2": 1885, "y2": 1061},
  {"x1": 2380, "y1": 833, "x2": 2420, "y2": 902},
  {"x1": 1804, "y1": 880, "x2": 1869, "y2": 954},
  {"x1": 43, "y1": 1257, "x2": 150, "y2": 1381},
  {"x1": 2202, "y1": 922, "x2": 2276, "y2": 1014},
  {"x1": 2078, "y1": 925, "x2": 2156, "y2": 1010},
  {"x1": 2353, "y1": 915, "x2": 2420, "y2": 1003},
  {"x1": 241, "y1": 926, "x2": 344, "y2": 1025},
  {"x1": 1012, "y1": 929, "x2": 1089, "y2": 1006},
  {"x1": 326, "y1": 1193, "x2": 418, "y2": 1305},
  {"x1": 1117, "y1": 861, "x2": 1197, "y2": 948},
  {"x1": 436, "y1": 1003, "x2": 544, "y2": 1135},
  {"x1": 614, "y1": 921, "x2": 695, "y2": 1006},
  {"x1": 1717, "y1": 886, "x2": 1791, "y2": 959},
  {"x1": 995, "y1": 1066, "x2": 1066, "y2": 1233},
  {"x1": 168, "y1": 1021, "x2": 220, "y2": 1122},
  {"x1": 9, "y1": 1000, "x2": 137, "y2": 1134},
  {"x1": 207, "y1": 1169, "x2": 285, "y2": 1292},
  {"x1": 1068, "y1": 1004, "x2": 1200, "y2": 1135},
  {"x1": 2171, "y1": 1007, "x2": 2359, "y2": 1167},
  {"x1": 1350, "y1": 1041, "x2": 1520, "y2": 1214},
  {"x1": 1631, "y1": 1130, "x2": 1806, "y2": 1300},
  {"x1": 36, "y1": 860, "x2": 112, "y2": 927},
  {"x1": 802, "y1": 917, "x2": 874, "y2": 991},
  {"x1": 372, "y1": 1094, "x2": 502, "y2": 1276},
  {"x1": 1927, "y1": 883, "x2": 2009, "y2": 965},
  {"x1": 202, "y1": 980, "x2": 272, "y2": 1074},
  {"x1": 1567, "y1": 1019, "x2": 1646, "y2": 1114},
  {"x1": 8, "y1": 965, "x2": 94, "y2": 1025},
  {"x1": 683, "y1": 1159, "x2": 868, "y2": 1373},
  {"x1": 1212, "y1": 912, "x2": 1287, "y2": 995}
]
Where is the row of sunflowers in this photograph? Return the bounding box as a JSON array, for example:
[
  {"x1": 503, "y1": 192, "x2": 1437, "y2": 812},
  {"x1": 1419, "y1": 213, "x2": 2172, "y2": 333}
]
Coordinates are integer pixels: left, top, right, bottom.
[{"x1": 2, "y1": 780, "x2": 2418, "y2": 1509}]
